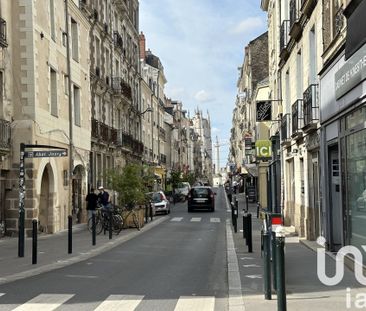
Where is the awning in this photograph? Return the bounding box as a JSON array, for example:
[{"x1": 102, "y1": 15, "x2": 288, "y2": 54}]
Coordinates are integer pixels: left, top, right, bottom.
[{"x1": 243, "y1": 164, "x2": 258, "y2": 177}]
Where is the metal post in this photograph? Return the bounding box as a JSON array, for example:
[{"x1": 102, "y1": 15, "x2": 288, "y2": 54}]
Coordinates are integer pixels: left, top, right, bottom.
[
  {"x1": 145, "y1": 203, "x2": 148, "y2": 223},
  {"x1": 92, "y1": 213, "x2": 96, "y2": 246},
  {"x1": 150, "y1": 204, "x2": 153, "y2": 221},
  {"x1": 275, "y1": 227, "x2": 287, "y2": 311},
  {"x1": 18, "y1": 143, "x2": 26, "y2": 258},
  {"x1": 233, "y1": 203, "x2": 238, "y2": 233},
  {"x1": 246, "y1": 195, "x2": 249, "y2": 213},
  {"x1": 247, "y1": 213, "x2": 252, "y2": 253},
  {"x1": 32, "y1": 219, "x2": 37, "y2": 264},
  {"x1": 272, "y1": 230, "x2": 277, "y2": 291},
  {"x1": 109, "y1": 209, "x2": 112, "y2": 240},
  {"x1": 243, "y1": 212, "x2": 247, "y2": 239},
  {"x1": 257, "y1": 202, "x2": 260, "y2": 218},
  {"x1": 263, "y1": 230, "x2": 272, "y2": 300},
  {"x1": 68, "y1": 215, "x2": 72, "y2": 254}
]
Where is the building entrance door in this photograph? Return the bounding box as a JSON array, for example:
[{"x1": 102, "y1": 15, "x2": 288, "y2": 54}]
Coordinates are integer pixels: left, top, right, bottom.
[{"x1": 329, "y1": 145, "x2": 342, "y2": 251}]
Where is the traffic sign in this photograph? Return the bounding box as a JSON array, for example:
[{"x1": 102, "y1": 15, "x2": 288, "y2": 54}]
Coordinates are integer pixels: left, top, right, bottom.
[{"x1": 24, "y1": 150, "x2": 68, "y2": 158}]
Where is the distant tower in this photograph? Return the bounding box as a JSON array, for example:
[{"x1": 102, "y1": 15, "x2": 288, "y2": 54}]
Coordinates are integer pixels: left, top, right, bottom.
[{"x1": 215, "y1": 136, "x2": 220, "y2": 175}]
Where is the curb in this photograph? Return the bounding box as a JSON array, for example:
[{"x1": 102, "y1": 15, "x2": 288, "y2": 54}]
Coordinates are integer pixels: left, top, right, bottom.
[
  {"x1": 0, "y1": 216, "x2": 168, "y2": 285},
  {"x1": 225, "y1": 191, "x2": 246, "y2": 311}
]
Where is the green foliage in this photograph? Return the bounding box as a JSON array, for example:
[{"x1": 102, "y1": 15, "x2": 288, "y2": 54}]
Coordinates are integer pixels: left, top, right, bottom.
[
  {"x1": 169, "y1": 170, "x2": 182, "y2": 189},
  {"x1": 107, "y1": 163, "x2": 147, "y2": 207}
]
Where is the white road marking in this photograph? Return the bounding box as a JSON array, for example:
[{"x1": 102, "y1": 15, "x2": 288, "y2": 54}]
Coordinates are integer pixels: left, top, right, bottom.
[
  {"x1": 243, "y1": 264, "x2": 261, "y2": 268},
  {"x1": 12, "y1": 294, "x2": 74, "y2": 311},
  {"x1": 174, "y1": 296, "x2": 215, "y2": 311},
  {"x1": 240, "y1": 257, "x2": 254, "y2": 260},
  {"x1": 65, "y1": 274, "x2": 98, "y2": 279},
  {"x1": 190, "y1": 217, "x2": 201, "y2": 222},
  {"x1": 210, "y1": 218, "x2": 221, "y2": 223},
  {"x1": 171, "y1": 217, "x2": 183, "y2": 222},
  {"x1": 94, "y1": 295, "x2": 144, "y2": 311},
  {"x1": 245, "y1": 274, "x2": 262, "y2": 279},
  {"x1": 0, "y1": 293, "x2": 4, "y2": 297}
]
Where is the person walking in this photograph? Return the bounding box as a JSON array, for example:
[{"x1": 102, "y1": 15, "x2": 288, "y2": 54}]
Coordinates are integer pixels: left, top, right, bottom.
[{"x1": 85, "y1": 187, "x2": 98, "y2": 220}]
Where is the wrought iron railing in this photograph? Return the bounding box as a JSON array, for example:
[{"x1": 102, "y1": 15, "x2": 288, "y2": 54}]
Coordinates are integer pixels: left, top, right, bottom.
[
  {"x1": 303, "y1": 84, "x2": 319, "y2": 128},
  {"x1": 334, "y1": 6, "x2": 344, "y2": 36},
  {"x1": 0, "y1": 17, "x2": 7, "y2": 48},
  {"x1": 159, "y1": 127, "x2": 166, "y2": 140},
  {"x1": 290, "y1": 0, "x2": 300, "y2": 30},
  {"x1": 113, "y1": 31, "x2": 123, "y2": 50},
  {"x1": 112, "y1": 77, "x2": 132, "y2": 100},
  {"x1": 0, "y1": 119, "x2": 10, "y2": 149},
  {"x1": 291, "y1": 99, "x2": 304, "y2": 135}
]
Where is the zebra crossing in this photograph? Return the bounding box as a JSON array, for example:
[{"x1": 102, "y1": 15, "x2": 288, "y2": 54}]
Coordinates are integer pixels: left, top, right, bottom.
[
  {"x1": 0, "y1": 293, "x2": 220, "y2": 311},
  {"x1": 170, "y1": 217, "x2": 222, "y2": 223}
]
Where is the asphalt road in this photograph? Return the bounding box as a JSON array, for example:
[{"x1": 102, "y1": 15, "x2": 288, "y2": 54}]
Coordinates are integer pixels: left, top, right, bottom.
[{"x1": 0, "y1": 187, "x2": 229, "y2": 311}]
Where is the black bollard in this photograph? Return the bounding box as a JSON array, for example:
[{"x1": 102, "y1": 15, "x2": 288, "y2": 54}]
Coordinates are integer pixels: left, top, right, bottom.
[
  {"x1": 263, "y1": 230, "x2": 272, "y2": 300},
  {"x1": 247, "y1": 213, "x2": 252, "y2": 253},
  {"x1": 92, "y1": 213, "x2": 96, "y2": 246},
  {"x1": 243, "y1": 213, "x2": 248, "y2": 239},
  {"x1": 233, "y1": 206, "x2": 238, "y2": 233},
  {"x1": 145, "y1": 204, "x2": 148, "y2": 224},
  {"x1": 18, "y1": 209, "x2": 25, "y2": 258},
  {"x1": 272, "y1": 230, "x2": 277, "y2": 291},
  {"x1": 32, "y1": 219, "x2": 37, "y2": 264},
  {"x1": 68, "y1": 215, "x2": 72, "y2": 254},
  {"x1": 109, "y1": 209, "x2": 112, "y2": 240},
  {"x1": 275, "y1": 228, "x2": 287, "y2": 311},
  {"x1": 246, "y1": 195, "x2": 249, "y2": 213},
  {"x1": 256, "y1": 202, "x2": 260, "y2": 218},
  {"x1": 150, "y1": 204, "x2": 153, "y2": 221}
]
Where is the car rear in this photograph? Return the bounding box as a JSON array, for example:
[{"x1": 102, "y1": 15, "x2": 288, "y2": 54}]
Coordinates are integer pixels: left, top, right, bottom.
[{"x1": 187, "y1": 187, "x2": 215, "y2": 212}]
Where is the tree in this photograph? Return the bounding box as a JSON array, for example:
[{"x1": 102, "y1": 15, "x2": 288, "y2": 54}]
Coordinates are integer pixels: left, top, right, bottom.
[{"x1": 107, "y1": 164, "x2": 148, "y2": 207}]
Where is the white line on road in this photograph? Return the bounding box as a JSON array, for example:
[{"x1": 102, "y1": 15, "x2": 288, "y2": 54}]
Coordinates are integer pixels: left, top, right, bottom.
[
  {"x1": 245, "y1": 274, "x2": 262, "y2": 279},
  {"x1": 210, "y1": 218, "x2": 221, "y2": 223},
  {"x1": 243, "y1": 264, "x2": 261, "y2": 268},
  {"x1": 94, "y1": 295, "x2": 144, "y2": 311},
  {"x1": 171, "y1": 217, "x2": 183, "y2": 222},
  {"x1": 240, "y1": 257, "x2": 254, "y2": 260},
  {"x1": 12, "y1": 294, "x2": 74, "y2": 311},
  {"x1": 174, "y1": 296, "x2": 215, "y2": 311},
  {"x1": 190, "y1": 217, "x2": 201, "y2": 222},
  {"x1": 0, "y1": 293, "x2": 4, "y2": 297},
  {"x1": 65, "y1": 274, "x2": 98, "y2": 279}
]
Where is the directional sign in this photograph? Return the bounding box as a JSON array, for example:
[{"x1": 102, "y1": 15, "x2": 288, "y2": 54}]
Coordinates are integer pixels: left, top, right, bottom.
[{"x1": 24, "y1": 150, "x2": 68, "y2": 158}]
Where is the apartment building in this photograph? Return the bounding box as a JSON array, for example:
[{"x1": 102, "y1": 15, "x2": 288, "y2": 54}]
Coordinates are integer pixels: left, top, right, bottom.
[
  {"x1": 81, "y1": 0, "x2": 142, "y2": 195},
  {"x1": 2, "y1": 0, "x2": 91, "y2": 235},
  {"x1": 319, "y1": 0, "x2": 366, "y2": 256},
  {"x1": 261, "y1": 0, "x2": 323, "y2": 240}
]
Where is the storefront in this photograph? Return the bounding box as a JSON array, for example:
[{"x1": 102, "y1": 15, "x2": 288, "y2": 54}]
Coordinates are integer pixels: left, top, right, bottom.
[{"x1": 320, "y1": 40, "x2": 366, "y2": 256}]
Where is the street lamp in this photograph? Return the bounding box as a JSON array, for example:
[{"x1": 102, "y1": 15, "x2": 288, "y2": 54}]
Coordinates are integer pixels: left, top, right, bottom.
[
  {"x1": 141, "y1": 107, "x2": 153, "y2": 115},
  {"x1": 139, "y1": 106, "x2": 153, "y2": 160}
]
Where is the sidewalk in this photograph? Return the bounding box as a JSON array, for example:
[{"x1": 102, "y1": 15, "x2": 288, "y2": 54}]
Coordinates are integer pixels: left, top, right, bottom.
[
  {"x1": 229, "y1": 193, "x2": 364, "y2": 311},
  {"x1": 0, "y1": 216, "x2": 167, "y2": 285}
]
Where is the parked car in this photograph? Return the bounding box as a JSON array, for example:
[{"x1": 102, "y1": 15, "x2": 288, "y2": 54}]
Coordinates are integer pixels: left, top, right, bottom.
[
  {"x1": 174, "y1": 182, "x2": 191, "y2": 201},
  {"x1": 187, "y1": 186, "x2": 215, "y2": 212},
  {"x1": 147, "y1": 191, "x2": 171, "y2": 215}
]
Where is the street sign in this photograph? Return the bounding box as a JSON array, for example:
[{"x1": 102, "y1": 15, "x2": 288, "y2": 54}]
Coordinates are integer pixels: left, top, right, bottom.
[{"x1": 24, "y1": 150, "x2": 68, "y2": 158}]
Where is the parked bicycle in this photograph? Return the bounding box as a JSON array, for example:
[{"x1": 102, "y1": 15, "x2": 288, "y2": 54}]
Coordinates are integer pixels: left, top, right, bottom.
[
  {"x1": 121, "y1": 203, "x2": 140, "y2": 231},
  {"x1": 87, "y1": 204, "x2": 123, "y2": 235}
]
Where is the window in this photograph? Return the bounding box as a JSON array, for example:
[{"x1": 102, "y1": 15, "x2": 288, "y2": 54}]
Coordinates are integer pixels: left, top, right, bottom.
[
  {"x1": 73, "y1": 85, "x2": 80, "y2": 126},
  {"x1": 50, "y1": 0, "x2": 55, "y2": 41},
  {"x1": 309, "y1": 27, "x2": 317, "y2": 84},
  {"x1": 50, "y1": 68, "x2": 58, "y2": 117},
  {"x1": 296, "y1": 51, "x2": 303, "y2": 98},
  {"x1": 71, "y1": 18, "x2": 79, "y2": 62},
  {"x1": 105, "y1": 48, "x2": 110, "y2": 78},
  {"x1": 95, "y1": 36, "x2": 100, "y2": 68}
]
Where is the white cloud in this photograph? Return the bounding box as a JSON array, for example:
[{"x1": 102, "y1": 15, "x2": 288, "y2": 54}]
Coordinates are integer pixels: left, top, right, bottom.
[
  {"x1": 194, "y1": 90, "x2": 214, "y2": 103},
  {"x1": 229, "y1": 17, "x2": 264, "y2": 35}
]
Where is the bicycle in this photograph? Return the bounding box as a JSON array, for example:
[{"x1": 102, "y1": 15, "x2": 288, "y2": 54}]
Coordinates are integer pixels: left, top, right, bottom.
[
  {"x1": 121, "y1": 204, "x2": 140, "y2": 231},
  {"x1": 87, "y1": 204, "x2": 123, "y2": 235}
]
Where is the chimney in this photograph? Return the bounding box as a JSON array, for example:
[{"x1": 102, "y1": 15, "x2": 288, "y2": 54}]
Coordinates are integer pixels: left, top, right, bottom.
[{"x1": 139, "y1": 31, "x2": 146, "y2": 60}]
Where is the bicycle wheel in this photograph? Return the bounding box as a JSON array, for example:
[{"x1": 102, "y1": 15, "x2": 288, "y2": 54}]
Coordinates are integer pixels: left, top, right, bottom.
[
  {"x1": 112, "y1": 214, "x2": 123, "y2": 234},
  {"x1": 88, "y1": 216, "x2": 103, "y2": 235},
  {"x1": 132, "y1": 212, "x2": 140, "y2": 231}
]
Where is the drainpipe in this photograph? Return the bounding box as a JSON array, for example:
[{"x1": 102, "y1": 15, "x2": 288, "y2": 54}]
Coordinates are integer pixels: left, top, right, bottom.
[{"x1": 65, "y1": 0, "x2": 74, "y2": 216}]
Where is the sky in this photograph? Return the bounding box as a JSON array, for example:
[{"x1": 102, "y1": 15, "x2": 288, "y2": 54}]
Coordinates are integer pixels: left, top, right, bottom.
[{"x1": 139, "y1": 0, "x2": 267, "y2": 168}]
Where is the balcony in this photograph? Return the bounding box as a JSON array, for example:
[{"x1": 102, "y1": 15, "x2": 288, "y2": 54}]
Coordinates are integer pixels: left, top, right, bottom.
[
  {"x1": 0, "y1": 18, "x2": 8, "y2": 48},
  {"x1": 289, "y1": 0, "x2": 302, "y2": 40},
  {"x1": 91, "y1": 119, "x2": 118, "y2": 144},
  {"x1": 302, "y1": 84, "x2": 319, "y2": 132},
  {"x1": 301, "y1": 0, "x2": 317, "y2": 17},
  {"x1": 0, "y1": 119, "x2": 10, "y2": 150},
  {"x1": 112, "y1": 77, "x2": 132, "y2": 100},
  {"x1": 117, "y1": 131, "x2": 143, "y2": 156},
  {"x1": 291, "y1": 100, "x2": 304, "y2": 139},
  {"x1": 113, "y1": 31, "x2": 123, "y2": 50},
  {"x1": 159, "y1": 127, "x2": 166, "y2": 141},
  {"x1": 280, "y1": 20, "x2": 290, "y2": 61},
  {"x1": 280, "y1": 113, "x2": 291, "y2": 146}
]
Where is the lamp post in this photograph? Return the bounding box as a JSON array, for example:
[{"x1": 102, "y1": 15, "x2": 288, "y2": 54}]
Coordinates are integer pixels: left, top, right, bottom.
[{"x1": 139, "y1": 106, "x2": 153, "y2": 158}]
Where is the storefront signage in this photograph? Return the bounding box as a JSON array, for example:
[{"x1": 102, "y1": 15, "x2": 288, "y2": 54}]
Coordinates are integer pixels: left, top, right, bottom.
[
  {"x1": 255, "y1": 140, "x2": 272, "y2": 159},
  {"x1": 256, "y1": 101, "x2": 272, "y2": 121},
  {"x1": 335, "y1": 43, "x2": 366, "y2": 99}
]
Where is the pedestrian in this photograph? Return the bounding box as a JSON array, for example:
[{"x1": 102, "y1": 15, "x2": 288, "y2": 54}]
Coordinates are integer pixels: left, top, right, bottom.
[
  {"x1": 85, "y1": 187, "x2": 98, "y2": 220},
  {"x1": 97, "y1": 186, "x2": 111, "y2": 210}
]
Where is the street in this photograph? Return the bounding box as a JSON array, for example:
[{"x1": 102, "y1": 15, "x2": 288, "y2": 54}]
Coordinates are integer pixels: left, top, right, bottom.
[{"x1": 0, "y1": 187, "x2": 229, "y2": 311}]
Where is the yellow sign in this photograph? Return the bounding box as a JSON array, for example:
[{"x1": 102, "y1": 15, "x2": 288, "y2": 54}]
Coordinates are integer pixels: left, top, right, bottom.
[{"x1": 255, "y1": 140, "x2": 272, "y2": 158}]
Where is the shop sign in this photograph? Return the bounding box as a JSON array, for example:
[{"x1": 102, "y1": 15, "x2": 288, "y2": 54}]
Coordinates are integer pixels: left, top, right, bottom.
[
  {"x1": 256, "y1": 101, "x2": 272, "y2": 121},
  {"x1": 255, "y1": 140, "x2": 272, "y2": 159},
  {"x1": 335, "y1": 43, "x2": 366, "y2": 99}
]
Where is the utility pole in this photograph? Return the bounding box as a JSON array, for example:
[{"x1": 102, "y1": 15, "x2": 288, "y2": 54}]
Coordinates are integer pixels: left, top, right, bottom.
[{"x1": 65, "y1": 0, "x2": 74, "y2": 216}]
